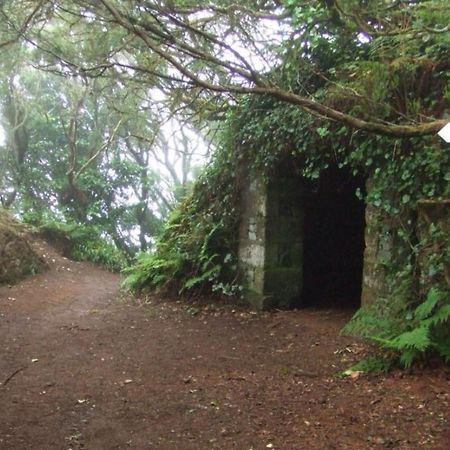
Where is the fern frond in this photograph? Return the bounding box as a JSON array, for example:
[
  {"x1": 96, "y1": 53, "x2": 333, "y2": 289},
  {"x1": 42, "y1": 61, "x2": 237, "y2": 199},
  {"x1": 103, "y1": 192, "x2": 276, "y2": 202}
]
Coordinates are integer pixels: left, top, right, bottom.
[
  {"x1": 181, "y1": 264, "x2": 221, "y2": 291},
  {"x1": 414, "y1": 287, "x2": 442, "y2": 320},
  {"x1": 425, "y1": 304, "x2": 450, "y2": 326},
  {"x1": 391, "y1": 326, "x2": 431, "y2": 351},
  {"x1": 399, "y1": 348, "x2": 419, "y2": 368}
]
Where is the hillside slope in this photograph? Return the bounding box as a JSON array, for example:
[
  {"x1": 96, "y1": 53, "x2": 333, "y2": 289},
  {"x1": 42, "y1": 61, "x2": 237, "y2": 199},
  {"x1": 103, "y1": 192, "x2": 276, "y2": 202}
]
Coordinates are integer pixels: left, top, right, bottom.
[{"x1": 0, "y1": 210, "x2": 48, "y2": 285}]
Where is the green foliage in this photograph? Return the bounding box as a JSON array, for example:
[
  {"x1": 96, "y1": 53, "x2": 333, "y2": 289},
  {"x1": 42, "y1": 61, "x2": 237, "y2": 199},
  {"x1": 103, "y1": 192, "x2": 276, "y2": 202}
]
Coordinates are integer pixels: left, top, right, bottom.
[
  {"x1": 0, "y1": 48, "x2": 198, "y2": 256},
  {"x1": 123, "y1": 252, "x2": 182, "y2": 290},
  {"x1": 124, "y1": 129, "x2": 242, "y2": 296},
  {"x1": 346, "y1": 355, "x2": 392, "y2": 374},
  {"x1": 39, "y1": 220, "x2": 128, "y2": 272},
  {"x1": 345, "y1": 288, "x2": 450, "y2": 367}
]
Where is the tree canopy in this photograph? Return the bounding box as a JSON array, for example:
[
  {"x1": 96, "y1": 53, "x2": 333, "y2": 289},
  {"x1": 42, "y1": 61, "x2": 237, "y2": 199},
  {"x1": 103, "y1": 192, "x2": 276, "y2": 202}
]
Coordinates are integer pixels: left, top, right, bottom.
[
  {"x1": 4, "y1": 0, "x2": 448, "y2": 137},
  {"x1": 0, "y1": 5, "x2": 208, "y2": 258},
  {"x1": 0, "y1": 0, "x2": 448, "y2": 256},
  {"x1": 0, "y1": 0, "x2": 448, "y2": 264}
]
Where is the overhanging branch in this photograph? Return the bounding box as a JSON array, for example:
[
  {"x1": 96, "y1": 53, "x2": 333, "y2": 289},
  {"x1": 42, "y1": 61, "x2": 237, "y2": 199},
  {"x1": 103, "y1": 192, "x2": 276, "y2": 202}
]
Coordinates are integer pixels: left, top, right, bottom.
[{"x1": 97, "y1": 0, "x2": 446, "y2": 139}]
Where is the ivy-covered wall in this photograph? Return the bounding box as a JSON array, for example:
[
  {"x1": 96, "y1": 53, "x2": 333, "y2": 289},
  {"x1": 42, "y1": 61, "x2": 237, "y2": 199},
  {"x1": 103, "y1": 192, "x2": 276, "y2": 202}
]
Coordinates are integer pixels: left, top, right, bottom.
[
  {"x1": 360, "y1": 201, "x2": 392, "y2": 306},
  {"x1": 417, "y1": 200, "x2": 450, "y2": 295},
  {"x1": 124, "y1": 92, "x2": 449, "y2": 365}
]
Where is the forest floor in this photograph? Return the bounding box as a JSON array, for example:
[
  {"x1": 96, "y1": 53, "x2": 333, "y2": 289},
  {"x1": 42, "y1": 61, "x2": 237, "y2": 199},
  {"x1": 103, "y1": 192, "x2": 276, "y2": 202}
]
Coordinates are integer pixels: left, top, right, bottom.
[{"x1": 0, "y1": 241, "x2": 448, "y2": 450}]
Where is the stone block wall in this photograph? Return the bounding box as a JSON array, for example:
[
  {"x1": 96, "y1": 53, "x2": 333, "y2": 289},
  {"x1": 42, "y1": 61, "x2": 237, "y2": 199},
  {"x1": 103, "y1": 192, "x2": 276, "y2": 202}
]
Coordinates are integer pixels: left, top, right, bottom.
[
  {"x1": 360, "y1": 203, "x2": 392, "y2": 305},
  {"x1": 417, "y1": 199, "x2": 450, "y2": 293},
  {"x1": 238, "y1": 173, "x2": 304, "y2": 309},
  {"x1": 238, "y1": 177, "x2": 269, "y2": 309},
  {"x1": 264, "y1": 176, "x2": 304, "y2": 308}
]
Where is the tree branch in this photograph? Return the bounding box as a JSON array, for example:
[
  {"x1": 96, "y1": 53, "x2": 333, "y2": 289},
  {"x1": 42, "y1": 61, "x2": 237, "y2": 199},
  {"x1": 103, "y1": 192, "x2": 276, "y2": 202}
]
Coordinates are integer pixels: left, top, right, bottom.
[
  {"x1": 74, "y1": 118, "x2": 123, "y2": 181},
  {"x1": 97, "y1": 0, "x2": 446, "y2": 138},
  {"x1": 0, "y1": 0, "x2": 47, "y2": 49}
]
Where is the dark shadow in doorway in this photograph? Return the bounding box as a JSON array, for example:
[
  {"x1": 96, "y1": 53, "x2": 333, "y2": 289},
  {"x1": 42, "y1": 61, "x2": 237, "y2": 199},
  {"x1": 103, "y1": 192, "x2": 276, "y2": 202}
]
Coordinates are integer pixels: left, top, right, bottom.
[{"x1": 297, "y1": 167, "x2": 366, "y2": 309}]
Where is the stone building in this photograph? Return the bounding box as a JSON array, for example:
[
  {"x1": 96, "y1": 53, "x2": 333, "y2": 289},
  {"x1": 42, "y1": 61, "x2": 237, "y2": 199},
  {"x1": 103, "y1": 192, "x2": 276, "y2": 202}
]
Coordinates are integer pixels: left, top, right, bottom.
[{"x1": 238, "y1": 164, "x2": 390, "y2": 310}]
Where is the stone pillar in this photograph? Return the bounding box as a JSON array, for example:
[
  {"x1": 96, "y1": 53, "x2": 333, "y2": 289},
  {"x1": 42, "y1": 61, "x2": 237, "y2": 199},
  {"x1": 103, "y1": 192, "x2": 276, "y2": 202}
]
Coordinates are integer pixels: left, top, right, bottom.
[
  {"x1": 360, "y1": 202, "x2": 392, "y2": 305},
  {"x1": 264, "y1": 176, "x2": 304, "y2": 308},
  {"x1": 238, "y1": 176, "x2": 270, "y2": 309},
  {"x1": 360, "y1": 179, "x2": 403, "y2": 306},
  {"x1": 238, "y1": 172, "x2": 304, "y2": 309},
  {"x1": 417, "y1": 199, "x2": 450, "y2": 294}
]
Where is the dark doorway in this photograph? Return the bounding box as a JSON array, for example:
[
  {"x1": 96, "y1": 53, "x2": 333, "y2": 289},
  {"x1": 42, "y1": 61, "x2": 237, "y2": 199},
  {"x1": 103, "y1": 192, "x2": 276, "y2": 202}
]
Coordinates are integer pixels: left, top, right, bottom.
[{"x1": 299, "y1": 167, "x2": 366, "y2": 308}]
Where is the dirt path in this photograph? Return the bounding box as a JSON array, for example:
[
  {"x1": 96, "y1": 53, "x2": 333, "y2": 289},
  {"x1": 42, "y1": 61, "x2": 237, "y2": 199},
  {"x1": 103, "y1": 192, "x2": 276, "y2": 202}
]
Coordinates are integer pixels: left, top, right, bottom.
[{"x1": 0, "y1": 243, "x2": 448, "y2": 450}]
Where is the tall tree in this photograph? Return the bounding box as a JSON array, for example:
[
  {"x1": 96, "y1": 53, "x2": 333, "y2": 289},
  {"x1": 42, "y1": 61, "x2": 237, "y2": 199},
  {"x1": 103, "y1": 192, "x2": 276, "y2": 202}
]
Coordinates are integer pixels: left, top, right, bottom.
[{"x1": 0, "y1": 39, "x2": 207, "y2": 252}]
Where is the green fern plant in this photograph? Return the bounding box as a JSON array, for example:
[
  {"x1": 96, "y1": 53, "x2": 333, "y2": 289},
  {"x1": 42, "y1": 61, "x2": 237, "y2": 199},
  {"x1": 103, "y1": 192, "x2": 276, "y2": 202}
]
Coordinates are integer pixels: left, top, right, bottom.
[
  {"x1": 345, "y1": 355, "x2": 392, "y2": 374},
  {"x1": 123, "y1": 251, "x2": 185, "y2": 291},
  {"x1": 388, "y1": 288, "x2": 449, "y2": 367},
  {"x1": 345, "y1": 287, "x2": 450, "y2": 368}
]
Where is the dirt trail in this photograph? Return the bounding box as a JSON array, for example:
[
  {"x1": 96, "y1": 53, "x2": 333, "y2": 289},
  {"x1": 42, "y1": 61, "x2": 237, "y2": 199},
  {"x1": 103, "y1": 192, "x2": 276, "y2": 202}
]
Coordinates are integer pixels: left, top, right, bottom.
[{"x1": 0, "y1": 242, "x2": 448, "y2": 450}]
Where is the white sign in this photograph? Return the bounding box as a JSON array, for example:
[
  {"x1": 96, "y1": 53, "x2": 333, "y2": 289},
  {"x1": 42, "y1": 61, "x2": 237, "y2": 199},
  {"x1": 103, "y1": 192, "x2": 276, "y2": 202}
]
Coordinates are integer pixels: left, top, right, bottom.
[{"x1": 438, "y1": 122, "x2": 450, "y2": 143}]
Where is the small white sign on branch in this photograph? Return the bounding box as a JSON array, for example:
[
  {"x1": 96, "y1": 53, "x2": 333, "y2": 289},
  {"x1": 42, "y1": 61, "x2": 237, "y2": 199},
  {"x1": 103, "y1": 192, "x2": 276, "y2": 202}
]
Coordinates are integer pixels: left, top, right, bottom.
[{"x1": 438, "y1": 123, "x2": 450, "y2": 143}]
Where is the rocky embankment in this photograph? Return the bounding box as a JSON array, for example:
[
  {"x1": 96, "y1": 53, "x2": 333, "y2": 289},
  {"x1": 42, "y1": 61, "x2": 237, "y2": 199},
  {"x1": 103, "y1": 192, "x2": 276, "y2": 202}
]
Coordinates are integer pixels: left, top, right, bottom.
[{"x1": 0, "y1": 210, "x2": 48, "y2": 284}]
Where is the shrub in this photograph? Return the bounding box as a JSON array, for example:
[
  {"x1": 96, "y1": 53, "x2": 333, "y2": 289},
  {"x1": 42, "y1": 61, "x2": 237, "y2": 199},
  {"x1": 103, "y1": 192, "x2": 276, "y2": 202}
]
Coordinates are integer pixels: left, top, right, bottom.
[
  {"x1": 39, "y1": 220, "x2": 128, "y2": 272},
  {"x1": 344, "y1": 287, "x2": 450, "y2": 367}
]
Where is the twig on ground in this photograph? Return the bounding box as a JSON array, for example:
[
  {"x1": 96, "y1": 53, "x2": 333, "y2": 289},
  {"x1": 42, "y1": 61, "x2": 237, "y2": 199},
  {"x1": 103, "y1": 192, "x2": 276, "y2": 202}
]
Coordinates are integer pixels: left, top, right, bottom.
[{"x1": 1, "y1": 367, "x2": 26, "y2": 387}]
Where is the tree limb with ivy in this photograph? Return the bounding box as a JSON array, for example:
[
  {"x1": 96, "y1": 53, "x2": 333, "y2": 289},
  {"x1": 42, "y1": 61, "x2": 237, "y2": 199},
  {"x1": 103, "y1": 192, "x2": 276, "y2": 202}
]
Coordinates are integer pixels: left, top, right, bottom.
[{"x1": 21, "y1": 0, "x2": 448, "y2": 138}]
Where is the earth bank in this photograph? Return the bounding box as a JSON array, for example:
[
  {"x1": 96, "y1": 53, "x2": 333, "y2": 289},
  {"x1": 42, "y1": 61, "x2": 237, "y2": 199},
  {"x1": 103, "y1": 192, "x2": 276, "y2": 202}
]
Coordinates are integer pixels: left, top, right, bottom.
[{"x1": 0, "y1": 210, "x2": 48, "y2": 285}]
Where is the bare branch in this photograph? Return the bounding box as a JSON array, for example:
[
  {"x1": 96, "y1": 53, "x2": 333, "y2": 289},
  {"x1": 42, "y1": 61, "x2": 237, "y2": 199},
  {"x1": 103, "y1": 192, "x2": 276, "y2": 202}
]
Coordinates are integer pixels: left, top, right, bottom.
[
  {"x1": 74, "y1": 118, "x2": 123, "y2": 180},
  {"x1": 0, "y1": 0, "x2": 48, "y2": 49}
]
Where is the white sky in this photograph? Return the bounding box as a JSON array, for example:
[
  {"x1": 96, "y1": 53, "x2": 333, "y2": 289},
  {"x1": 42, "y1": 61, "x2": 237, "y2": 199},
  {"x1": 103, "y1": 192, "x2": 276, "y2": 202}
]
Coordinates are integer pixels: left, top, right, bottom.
[{"x1": 0, "y1": 109, "x2": 4, "y2": 145}]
